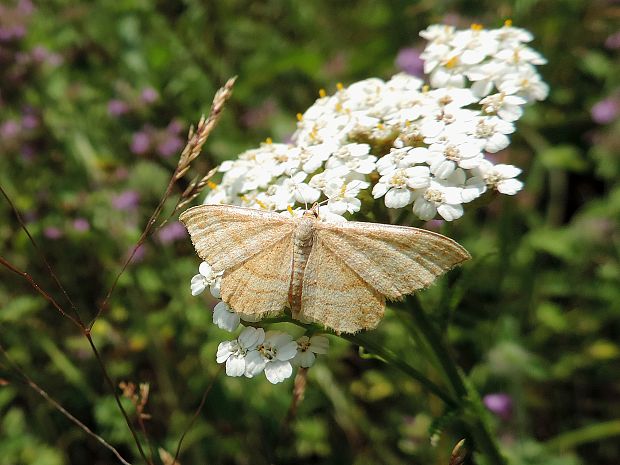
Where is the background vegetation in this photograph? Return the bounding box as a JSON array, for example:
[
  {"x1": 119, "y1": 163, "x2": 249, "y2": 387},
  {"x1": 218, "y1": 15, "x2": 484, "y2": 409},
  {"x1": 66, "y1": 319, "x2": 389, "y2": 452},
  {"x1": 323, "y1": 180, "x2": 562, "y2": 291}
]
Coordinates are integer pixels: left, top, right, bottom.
[{"x1": 1, "y1": 0, "x2": 619, "y2": 464}]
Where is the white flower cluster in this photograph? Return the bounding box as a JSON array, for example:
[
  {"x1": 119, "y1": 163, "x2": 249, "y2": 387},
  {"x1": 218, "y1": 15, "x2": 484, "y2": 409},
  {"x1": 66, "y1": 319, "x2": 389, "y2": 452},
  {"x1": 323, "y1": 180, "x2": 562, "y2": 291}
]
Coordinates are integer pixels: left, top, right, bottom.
[
  {"x1": 191, "y1": 262, "x2": 329, "y2": 384},
  {"x1": 205, "y1": 22, "x2": 547, "y2": 223},
  {"x1": 421, "y1": 21, "x2": 548, "y2": 104},
  {"x1": 193, "y1": 22, "x2": 548, "y2": 382}
]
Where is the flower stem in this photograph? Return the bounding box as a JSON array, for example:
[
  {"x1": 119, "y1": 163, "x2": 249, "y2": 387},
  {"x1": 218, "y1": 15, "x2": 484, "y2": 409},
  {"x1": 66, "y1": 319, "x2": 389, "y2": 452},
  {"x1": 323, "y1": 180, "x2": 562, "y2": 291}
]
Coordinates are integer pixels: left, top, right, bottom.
[
  {"x1": 273, "y1": 317, "x2": 456, "y2": 406},
  {"x1": 406, "y1": 298, "x2": 506, "y2": 465}
]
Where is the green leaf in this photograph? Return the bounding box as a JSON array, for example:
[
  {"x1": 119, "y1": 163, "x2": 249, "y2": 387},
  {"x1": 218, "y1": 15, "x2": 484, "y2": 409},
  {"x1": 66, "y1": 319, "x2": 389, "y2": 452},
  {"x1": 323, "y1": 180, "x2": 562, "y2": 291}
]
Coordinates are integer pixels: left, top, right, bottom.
[{"x1": 539, "y1": 145, "x2": 587, "y2": 172}]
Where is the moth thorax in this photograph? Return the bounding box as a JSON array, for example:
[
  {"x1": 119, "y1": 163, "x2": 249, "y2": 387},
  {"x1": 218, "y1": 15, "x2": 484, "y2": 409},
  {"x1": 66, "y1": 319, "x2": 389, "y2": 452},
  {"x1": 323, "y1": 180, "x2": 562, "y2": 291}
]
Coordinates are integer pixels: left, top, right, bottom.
[{"x1": 295, "y1": 217, "x2": 315, "y2": 243}]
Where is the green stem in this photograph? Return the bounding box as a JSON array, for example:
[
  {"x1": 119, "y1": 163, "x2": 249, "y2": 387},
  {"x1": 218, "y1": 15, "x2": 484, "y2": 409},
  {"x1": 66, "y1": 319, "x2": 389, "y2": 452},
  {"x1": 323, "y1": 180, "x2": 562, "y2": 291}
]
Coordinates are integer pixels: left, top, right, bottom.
[
  {"x1": 545, "y1": 419, "x2": 620, "y2": 451},
  {"x1": 406, "y1": 299, "x2": 506, "y2": 465},
  {"x1": 268, "y1": 317, "x2": 456, "y2": 407},
  {"x1": 342, "y1": 332, "x2": 457, "y2": 407}
]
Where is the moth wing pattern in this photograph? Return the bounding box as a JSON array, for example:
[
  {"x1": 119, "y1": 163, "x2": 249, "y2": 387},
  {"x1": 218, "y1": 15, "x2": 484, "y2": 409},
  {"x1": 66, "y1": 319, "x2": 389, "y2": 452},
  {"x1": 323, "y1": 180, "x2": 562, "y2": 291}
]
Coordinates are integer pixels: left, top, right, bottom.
[
  {"x1": 179, "y1": 204, "x2": 296, "y2": 273},
  {"x1": 314, "y1": 220, "x2": 470, "y2": 301}
]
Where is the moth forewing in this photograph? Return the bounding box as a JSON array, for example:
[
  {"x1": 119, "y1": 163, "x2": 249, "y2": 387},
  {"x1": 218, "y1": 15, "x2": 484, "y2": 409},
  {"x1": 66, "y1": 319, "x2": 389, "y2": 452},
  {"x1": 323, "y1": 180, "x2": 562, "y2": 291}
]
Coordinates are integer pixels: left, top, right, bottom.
[
  {"x1": 220, "y1": 233, "x2": 294, "y2": 318},
  {"x1": 179, "y1": 204, "x2": 296, "y2": 273},
  {"x1": 313, "y1": 220, "x2": 470, "y2": 300}
]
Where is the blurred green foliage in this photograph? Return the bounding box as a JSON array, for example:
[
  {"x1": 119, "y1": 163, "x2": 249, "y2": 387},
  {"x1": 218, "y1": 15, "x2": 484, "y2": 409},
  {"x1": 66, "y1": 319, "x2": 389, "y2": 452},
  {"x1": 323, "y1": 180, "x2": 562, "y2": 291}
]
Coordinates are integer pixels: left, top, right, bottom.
[{"x1": 0, "y1": 0, "x2": 619, "y2": 464}]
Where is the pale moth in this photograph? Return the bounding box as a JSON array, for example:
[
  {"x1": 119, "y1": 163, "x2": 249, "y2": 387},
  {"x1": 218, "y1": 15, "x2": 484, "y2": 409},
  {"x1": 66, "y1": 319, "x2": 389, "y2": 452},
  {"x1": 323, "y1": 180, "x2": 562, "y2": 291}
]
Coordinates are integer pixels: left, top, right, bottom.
[{"x1": 180, "y1": 204, "x2": 470, "y2": 334}]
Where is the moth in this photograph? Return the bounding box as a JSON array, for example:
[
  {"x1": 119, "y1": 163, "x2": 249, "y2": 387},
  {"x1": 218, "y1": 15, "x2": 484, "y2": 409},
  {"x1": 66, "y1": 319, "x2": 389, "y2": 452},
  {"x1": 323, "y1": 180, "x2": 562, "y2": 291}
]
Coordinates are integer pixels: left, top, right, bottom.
[{"x1": 180, "y1": 204, "x2": 470, "y2": 334}]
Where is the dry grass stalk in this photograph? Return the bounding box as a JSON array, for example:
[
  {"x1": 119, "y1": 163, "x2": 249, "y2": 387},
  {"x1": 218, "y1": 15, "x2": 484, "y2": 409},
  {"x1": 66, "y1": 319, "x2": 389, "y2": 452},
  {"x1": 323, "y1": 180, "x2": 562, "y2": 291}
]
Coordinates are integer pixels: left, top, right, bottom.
[
  {"x1": 175, "y1": 76, "x2": 237, "y2": 181},
  {"x1": 177, "y1": 166, "x2": 219, "y2": 210}
]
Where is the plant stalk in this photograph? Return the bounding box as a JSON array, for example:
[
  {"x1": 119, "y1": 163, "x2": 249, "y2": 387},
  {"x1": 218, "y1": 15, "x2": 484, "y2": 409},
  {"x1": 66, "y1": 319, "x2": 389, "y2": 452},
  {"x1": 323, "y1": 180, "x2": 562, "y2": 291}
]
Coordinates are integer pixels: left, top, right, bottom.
[{"x1": 407, "y1": 299, "x2": 506, "y2": 465}]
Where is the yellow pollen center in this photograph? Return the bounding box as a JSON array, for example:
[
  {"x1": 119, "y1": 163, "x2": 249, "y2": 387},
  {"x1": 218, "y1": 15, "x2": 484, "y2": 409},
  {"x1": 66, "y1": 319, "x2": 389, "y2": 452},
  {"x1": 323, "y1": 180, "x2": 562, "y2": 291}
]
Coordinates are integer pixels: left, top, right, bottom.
[
  {"x1": 265, "y1": 137, "x2": 273, "y2": 144},
  {"x1": 504, "y1": 19, "x2": 513, "y2": 27},
  {"x1": 444, "y1": 145, "x2": 460, "y2": 161},
  {"x1": 446, "y1": 56, "x2": 459, "y2": 69},
  {"x1": 336, "y1": 82, "x2": 344, "y2": 91},
  {"x1": 424, "y1": 189, "x2": 444, "y2": 203},
  {"x1": 319, "y1": 88, "x2": 327, "y2": 98},
  {"x1": 471, "y1": 23, "x2": 484, "y2": 31},
  {"x1": 207, "y1": 180, "x2": 218, "y2": 190},
  {"x1": 296, "y1": 113, "x2": 303, "y2": 121}
]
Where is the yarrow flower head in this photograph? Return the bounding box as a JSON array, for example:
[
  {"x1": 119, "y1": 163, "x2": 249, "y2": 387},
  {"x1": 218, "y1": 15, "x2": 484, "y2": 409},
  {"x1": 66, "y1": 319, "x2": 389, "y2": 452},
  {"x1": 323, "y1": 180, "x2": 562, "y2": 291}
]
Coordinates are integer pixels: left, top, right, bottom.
[
  {"x1": 292, "y1": 335, "x2": 330, "y2": 368},
  {"x1": 191, "y1": 21, "x2": 547, "y2": 383},
  {"x1": 190, "y1": 262, "x2": 222, "y2": 298}
]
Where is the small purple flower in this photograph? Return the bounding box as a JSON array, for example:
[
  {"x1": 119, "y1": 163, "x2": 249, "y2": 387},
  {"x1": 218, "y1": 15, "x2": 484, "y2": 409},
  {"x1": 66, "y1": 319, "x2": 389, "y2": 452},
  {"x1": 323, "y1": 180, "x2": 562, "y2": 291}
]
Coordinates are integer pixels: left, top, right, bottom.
[
  {"x1": 130, "y1": 131, "x2": 151, "y2": 155},
  {"x1": 114, "y1": 167, "x2": 129, "y2": 180},
  {"x1": 423, "y1": 219, "x2": 445, "y2": 231},
  {"x1": 107, "y1": 99, "x2": 129, "y2": 117},
  {"x1": 241, "y1": 99, "x2": 277, "y2": 129},
  {"x1": 605, "y1": 31, "x2": 620, "y2": 50},
  {"x1": 127, "y1": 244, "x2": 146, "y2": 263},
  {"x1": 20, "y1": 144, "x2": 35, "y2": 161},
  {"x1": 395, "y1": 47, "x2": 425, "y2": 77},
  {"x1": 1, "y1": 120, "x2": 21, "y2": 139},
  {"x1": 17, "y1": 0, "x2": 34, "y2": 15},
  {"x1": 140, "y1": 87, "x2": 158, "y2": 104},
  {"x1": 21, "y1": 113, "x2": 38, "y2": 130},
  {"x1": 112, "y1": 190, "x2": 140, "y2": 211},
  {"x1": 166, "y1": 119, "x2": 183, "y2": 134},
  {"x1": 483, "y1": 393, "x2": 513, "y2": 420},
  {"x1": 157, "y1": 221, "x2": 187, "y2": 244},
  {"x1": 30, "y1": 46, "x2": 50, "y2": 63},
  {"x1": 0, "y1": 26, "x2": 26, "y2": 42},
  {"x1": 72, "y1": 218, "x2": 90, "y2": 232},
  {"x1": 43, "y1": 226, "x2": 63, "y2": 239},
  {"x1": 591, "y1": 97, "x2": 620, "y2": 124},
  {"x1": 157, "y1": 135, "x2": 183, "y2": 157}
]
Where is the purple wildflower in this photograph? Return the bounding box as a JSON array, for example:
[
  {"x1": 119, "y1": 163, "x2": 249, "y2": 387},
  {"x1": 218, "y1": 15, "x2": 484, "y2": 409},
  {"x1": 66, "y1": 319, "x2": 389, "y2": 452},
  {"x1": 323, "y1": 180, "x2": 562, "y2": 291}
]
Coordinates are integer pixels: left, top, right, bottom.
[
  {"x1": 43, "y1": 226, "x2": 63, "y2": 239},
  {"x1": 157, "y1": 135, "x2": 183, "y2": 157},
  {"x1": 21, "y1": 113, "x2": 38, "y2": 129},
  {"x1": 1, "y1": 120, "x2": 21, "y2": 139},
  {"x1": 166, "y1": 119, "x2": 183, "y2": 134},
  {"x1": 17, "y1": 0, "x2": 34, "y2": 15},
  {"x1": 72, "y1": 218, "x2": 90, "y2": 232},
  {"x1": 20, "y1": 144, "x2": 35, "y2": 161},
  {"x1": 483, "y1": 393, "x2": 513, "y2": 420},
  {"x1": 241, "y1": 99, "x2": 277, "y2": 129},
  {"x1": 112, "y1": 190, "x2": 140, "y2": 211},
  {"x1": 107, "y1": 99, "x2": 129, "y2": 117},
  {"x1": 423, "y1": 219, "x2": 445, "y2": 232},
  {"x1": 141, "y1": 87, "x2": 158, "y2": 104},
  {"x1": 395, "y1": 47, "x2": 425, "y2": 77},
  {"x1": 605, "y1": 31, "x2": 620, "y2": 50},
  {"x1": 591, "y1": 97, "x2": 620, "y2": 124},
  {"x1": 130, "y1": 131, "x2": 151, "y2": 155},
  {"x1": 127, "y1": 244, "x2": 146, "y2": 264},
  {"x1": 157, "y1": 221, "x2": 187, "y2": 244}
]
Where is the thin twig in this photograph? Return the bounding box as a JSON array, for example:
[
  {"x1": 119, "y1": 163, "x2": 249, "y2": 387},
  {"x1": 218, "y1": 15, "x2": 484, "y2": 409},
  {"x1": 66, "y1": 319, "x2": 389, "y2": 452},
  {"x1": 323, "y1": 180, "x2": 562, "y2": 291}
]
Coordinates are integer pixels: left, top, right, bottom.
[
  {"x1": 173, "y1": 365, "x2": 223, "y2": 464},
  {"x1": 91, "y1": 77, "x2": 236, "y2": 329},
  {"x1": 85, "y1": 335, "x2": 152, "y2": 464},
  {"x1": 0, "y1": 343, "x2": 132, "y2": 465},
  {"x1": 0, "y1": 220, "x2": 151, "y2": 463},
  {"x1": 90, "y1": 174, "x2": 178, "y2": 329},
  {"x1": 0, "y1": 255, "x2": 82, "y2": 330},
  {"x1": 0, "y1": 184, "x2": 85, "y2": 327}
]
